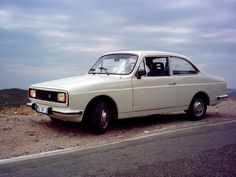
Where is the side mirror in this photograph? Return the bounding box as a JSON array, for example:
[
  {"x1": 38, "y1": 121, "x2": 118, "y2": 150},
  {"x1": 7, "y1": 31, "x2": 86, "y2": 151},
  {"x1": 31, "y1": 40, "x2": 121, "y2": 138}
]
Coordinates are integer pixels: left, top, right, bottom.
[{"x1": 136, "y1": 70, "x2": 146, "y2": 79}]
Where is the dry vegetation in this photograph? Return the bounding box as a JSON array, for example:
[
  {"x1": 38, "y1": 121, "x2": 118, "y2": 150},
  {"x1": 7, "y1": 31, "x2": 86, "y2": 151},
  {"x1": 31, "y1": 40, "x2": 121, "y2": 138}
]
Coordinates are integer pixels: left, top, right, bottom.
[{"x1": 0, "y1": 105, "x2": 36, "y2": 115}]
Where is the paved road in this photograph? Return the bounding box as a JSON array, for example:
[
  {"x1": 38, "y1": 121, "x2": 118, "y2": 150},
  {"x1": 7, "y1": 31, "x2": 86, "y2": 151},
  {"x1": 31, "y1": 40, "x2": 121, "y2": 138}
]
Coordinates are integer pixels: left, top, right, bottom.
[{"x1": 0, "y1": 121, "x2": 236, "y2": 177}]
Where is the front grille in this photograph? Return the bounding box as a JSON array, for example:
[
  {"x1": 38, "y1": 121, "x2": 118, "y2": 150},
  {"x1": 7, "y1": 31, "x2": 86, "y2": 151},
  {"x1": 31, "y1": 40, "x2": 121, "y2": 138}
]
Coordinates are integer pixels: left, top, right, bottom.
[{"x1": 36, "y1": 90, "x2": 59, "y2": 102}]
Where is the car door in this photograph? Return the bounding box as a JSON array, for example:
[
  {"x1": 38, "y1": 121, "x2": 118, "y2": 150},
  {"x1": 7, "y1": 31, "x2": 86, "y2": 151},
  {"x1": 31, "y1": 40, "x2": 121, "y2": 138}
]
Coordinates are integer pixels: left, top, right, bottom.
[{"x1": 132, "y1": 56, "x2": 177, "y2": 112}]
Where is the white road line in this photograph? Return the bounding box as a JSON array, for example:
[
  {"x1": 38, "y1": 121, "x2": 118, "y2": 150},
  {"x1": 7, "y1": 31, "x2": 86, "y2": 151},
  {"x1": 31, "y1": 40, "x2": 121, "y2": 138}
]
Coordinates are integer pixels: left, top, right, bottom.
[{"x1": 0, "y1": 119, "x2": 236, "y2": 165}]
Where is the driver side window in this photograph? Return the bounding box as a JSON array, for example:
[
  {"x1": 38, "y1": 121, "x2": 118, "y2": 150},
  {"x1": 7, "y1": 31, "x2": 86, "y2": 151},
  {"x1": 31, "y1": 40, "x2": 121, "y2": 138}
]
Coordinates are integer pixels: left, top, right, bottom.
[{"x1": 145, "y1": 57, "x2": 170, "y2": 77}]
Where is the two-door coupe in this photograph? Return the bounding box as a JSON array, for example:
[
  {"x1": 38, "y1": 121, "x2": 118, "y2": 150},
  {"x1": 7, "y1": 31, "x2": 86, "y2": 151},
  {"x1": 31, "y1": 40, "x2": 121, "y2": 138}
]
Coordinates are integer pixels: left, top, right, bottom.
[{"x1": 28, "y1": 51, "x2": 228, "y2": 133}]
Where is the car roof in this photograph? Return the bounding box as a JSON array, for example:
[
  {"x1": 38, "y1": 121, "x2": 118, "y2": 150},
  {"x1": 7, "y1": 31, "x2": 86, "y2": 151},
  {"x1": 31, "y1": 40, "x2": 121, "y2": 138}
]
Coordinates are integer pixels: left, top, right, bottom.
[{"x1": 103, "y1": 50, "x2": 189, "y2": 59}]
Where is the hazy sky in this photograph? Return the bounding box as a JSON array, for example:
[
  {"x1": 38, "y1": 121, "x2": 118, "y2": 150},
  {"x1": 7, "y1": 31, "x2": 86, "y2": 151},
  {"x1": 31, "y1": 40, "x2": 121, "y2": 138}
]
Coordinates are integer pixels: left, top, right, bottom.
[{"x1": 0, "y1": 0, "x2": 236, "y2": 89}]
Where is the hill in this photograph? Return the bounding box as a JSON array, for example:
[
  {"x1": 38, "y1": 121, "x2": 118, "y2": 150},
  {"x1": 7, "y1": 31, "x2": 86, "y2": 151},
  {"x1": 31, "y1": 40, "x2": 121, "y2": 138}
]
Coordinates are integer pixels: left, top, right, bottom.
[{"x1": 0, "y1": 88, "x2": 29, "y2": 108}]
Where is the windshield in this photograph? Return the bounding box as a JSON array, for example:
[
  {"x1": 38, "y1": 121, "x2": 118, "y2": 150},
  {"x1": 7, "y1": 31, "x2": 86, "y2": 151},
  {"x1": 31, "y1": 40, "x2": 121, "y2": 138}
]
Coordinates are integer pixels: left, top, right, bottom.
[{"x1": 89, "y1": 54, "x2": 138, "y2": 75}]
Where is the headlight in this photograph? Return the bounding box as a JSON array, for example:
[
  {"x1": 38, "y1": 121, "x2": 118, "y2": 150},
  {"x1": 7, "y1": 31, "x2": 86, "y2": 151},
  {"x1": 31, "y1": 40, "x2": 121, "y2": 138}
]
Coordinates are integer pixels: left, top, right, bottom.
[
  {"x1": 29, "y1": 89, "x2": 36, "y2": 98},
  {"x1": 57, "y1": 92, "x2": 67, "y2": 103}
]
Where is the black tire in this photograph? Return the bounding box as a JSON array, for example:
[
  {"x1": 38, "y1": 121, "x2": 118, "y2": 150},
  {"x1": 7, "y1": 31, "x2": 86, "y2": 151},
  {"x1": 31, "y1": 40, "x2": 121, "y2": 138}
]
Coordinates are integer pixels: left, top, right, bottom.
[
  {"x1": 187, "y1": 96, "x2": 207, "y2": 120},
  {"x1": 90, "y1": 100, "x2": 111, "y2": 134}
]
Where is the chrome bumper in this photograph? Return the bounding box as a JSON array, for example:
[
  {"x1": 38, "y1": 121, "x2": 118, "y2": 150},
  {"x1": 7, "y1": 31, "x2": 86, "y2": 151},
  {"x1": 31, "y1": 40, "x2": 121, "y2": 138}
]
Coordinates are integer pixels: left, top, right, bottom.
[
  {"x1": 217, "y1": 94, "x2": 228, "y2": 100},
  {"x1": 27, "y1": 102, "x2": 84, "y2": 122}
]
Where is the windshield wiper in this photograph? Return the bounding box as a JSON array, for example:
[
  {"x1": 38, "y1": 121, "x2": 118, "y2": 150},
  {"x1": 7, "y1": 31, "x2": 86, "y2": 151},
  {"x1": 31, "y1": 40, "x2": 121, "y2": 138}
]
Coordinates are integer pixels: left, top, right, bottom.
[{"x1": 98, "y1": 67, "x2": 110, "y2": 75}]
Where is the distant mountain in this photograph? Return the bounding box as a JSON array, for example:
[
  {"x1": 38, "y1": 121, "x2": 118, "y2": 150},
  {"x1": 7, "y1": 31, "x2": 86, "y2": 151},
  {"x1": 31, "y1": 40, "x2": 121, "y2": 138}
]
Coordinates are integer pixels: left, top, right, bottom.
[
  {"x1": 0, "y1": 88, "x2": 29, "y2": 107},
  {"x1": 227, "y1": 88, "x2": 236, "y2": 97}
]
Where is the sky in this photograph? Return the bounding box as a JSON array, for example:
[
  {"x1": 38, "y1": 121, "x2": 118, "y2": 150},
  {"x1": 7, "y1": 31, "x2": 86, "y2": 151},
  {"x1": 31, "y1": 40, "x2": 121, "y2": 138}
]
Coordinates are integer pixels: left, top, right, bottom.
[{"x1": 0, "y1": 0, "x2": 236, "y2": 89}]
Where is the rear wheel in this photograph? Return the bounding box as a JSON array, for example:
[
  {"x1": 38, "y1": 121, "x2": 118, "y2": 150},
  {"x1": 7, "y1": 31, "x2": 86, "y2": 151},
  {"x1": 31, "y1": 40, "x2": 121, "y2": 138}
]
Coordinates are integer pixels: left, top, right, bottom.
[
  {"x1": 90, "y1": 100, "x2": 111, "y2": 134},
  {"x1": 187, "y1": 96, "x2": 207, "y2": 120}
]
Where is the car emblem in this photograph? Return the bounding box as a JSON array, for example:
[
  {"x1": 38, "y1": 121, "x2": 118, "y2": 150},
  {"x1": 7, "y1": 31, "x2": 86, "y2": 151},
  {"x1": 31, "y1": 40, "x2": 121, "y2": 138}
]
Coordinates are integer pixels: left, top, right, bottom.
[{"x1": 48, "y1": 94, "x2": 51, "y2": 99}]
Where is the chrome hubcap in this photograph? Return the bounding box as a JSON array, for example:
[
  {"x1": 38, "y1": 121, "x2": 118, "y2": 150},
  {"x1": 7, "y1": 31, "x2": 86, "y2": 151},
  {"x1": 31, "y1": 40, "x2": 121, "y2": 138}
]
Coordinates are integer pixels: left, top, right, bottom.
[
  {"x1": 101, "y1": 109, "x2": 109, "y2": 129},
  {"x1": 193, "y1": 99, "x2": 204, "y2": 117}
]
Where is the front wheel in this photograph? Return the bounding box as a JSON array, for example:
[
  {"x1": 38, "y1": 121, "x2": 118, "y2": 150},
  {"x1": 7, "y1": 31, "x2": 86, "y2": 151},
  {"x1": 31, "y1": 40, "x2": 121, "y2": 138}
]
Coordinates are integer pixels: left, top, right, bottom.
[
  {"x1": 90, "y1": 100, "x2": 111, "y2": 134},
  {"x1": 187, "y1": 96, "x2": 207, "y2": 120}
]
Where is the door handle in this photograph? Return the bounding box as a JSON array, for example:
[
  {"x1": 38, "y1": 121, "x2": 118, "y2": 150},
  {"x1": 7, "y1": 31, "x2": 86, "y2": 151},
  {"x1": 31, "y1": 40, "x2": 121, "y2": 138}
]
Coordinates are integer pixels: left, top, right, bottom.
[{"x1": 169, "y1": 83, "x2": 176, "y2": 85}]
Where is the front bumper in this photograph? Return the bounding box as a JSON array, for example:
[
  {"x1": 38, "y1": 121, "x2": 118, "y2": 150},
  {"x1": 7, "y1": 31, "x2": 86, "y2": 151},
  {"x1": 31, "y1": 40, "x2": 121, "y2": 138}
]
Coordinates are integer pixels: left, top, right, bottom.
[{"x1": 27, "y1": 102, "x2": 84, "y2": 122}]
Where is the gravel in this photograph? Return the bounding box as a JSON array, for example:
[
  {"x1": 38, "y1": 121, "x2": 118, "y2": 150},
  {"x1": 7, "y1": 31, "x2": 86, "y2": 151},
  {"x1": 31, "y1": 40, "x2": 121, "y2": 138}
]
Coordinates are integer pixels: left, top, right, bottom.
[{"x1": 0, "y1": 97, "x2": 236, "y2": 159}]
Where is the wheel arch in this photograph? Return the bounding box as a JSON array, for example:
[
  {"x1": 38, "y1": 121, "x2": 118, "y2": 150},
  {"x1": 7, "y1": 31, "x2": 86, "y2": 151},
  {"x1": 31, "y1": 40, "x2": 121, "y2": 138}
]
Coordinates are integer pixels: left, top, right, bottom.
[
  {"x1": 191, "y1": 91, "x2": 210, "y2": 106},
  {"x1": 82, "y1": 95, "x2": 118, "y2": 122}
]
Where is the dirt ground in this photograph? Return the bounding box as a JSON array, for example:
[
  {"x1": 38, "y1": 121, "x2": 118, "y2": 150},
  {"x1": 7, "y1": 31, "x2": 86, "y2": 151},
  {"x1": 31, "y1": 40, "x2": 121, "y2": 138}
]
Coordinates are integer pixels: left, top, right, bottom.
[{"x1": 0, "y1": 97, "x2": 236, "y2": 159}]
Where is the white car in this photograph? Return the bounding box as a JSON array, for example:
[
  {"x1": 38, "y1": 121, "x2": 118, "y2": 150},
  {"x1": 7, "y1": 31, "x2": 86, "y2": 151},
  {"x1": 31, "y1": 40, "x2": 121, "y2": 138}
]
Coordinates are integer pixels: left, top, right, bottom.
[{"x1": 28, "y1": 51, "x2": 228, "y2": 133}]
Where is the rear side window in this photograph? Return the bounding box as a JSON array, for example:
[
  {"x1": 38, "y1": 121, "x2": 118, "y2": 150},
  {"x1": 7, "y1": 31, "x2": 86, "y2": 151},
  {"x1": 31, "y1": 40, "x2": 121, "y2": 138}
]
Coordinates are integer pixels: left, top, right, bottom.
[{"x1": 170, "y1": 57, "x2": 198, "y2": 75}]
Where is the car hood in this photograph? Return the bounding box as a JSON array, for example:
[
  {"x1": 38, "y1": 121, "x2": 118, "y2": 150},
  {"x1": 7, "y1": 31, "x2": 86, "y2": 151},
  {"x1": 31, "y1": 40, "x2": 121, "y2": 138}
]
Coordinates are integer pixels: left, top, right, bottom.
[{"x1": 30, "y1": 74, "x2": 120, "y2": 91}]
